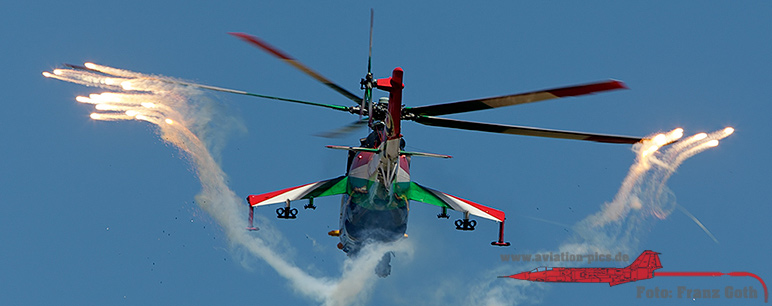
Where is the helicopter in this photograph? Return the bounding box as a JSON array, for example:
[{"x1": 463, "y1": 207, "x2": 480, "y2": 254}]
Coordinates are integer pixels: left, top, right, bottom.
[{"x1": 232, "y1": 13, "x2": 645, "y2": 277}]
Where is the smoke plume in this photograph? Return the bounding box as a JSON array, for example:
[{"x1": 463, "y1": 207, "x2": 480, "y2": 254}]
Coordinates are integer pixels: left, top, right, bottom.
[{"x1": 44, "y1": 63, "x2": 412, "y2": 306}]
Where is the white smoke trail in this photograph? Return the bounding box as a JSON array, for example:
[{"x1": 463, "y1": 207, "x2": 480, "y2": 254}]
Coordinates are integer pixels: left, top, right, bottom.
[
  {"x1": 44, "y1": 64, "x2": 412, "y2": 306},
  {"x1": 676, "y1": 204, "x2": 719, "y2": 244},
  {"x1": 569, "y1": 127, "x2": 732, "y2": 255},
  {"x1": 461, "y1": 127, "x2": 733, "y2": 305}
]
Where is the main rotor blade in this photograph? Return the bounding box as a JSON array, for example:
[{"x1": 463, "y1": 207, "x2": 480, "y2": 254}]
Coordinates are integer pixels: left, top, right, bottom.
[
  {"x1": 229, "y1": 32, "x2": 362, "y2": 104},
  {"x1": 413, "y1": 115, "x2": 644, "y2": 144},
  {"x1": 63, "y1": 62, "x2": 351, "y2": 112},
  {"x1": 405, "y1": 80, "x2": 626, "y2": 117},
  {"x1": 316, "y1": 118, "x2": 369, "y2": 138},
  {"x1": 193, "y1": 83, "x2": 352, "y2": 112}
]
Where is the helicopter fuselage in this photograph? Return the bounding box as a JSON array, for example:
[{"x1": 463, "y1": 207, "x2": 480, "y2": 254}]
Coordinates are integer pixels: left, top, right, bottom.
[
  {"x1": 338, "y1": 145, "x2": 411, "y2": 253},
  {"x1": 337, "y1": 68, "x2": 409, "y2": 253}
]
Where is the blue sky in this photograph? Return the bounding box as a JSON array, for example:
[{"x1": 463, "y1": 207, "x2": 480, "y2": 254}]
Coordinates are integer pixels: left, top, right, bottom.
[{"x1": 3, "y1": 1, "x2": 770, "y2": 305}]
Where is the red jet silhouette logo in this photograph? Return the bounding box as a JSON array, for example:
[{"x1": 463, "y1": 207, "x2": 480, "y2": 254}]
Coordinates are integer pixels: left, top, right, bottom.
[{"x1": 500, "y1": 250, "x2": 768, "y2": 303}]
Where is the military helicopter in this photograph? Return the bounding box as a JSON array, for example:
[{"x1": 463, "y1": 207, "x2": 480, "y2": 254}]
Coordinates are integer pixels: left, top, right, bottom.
[{"x1": 232, "y1": 12, "x2": 644, "y2": 277}]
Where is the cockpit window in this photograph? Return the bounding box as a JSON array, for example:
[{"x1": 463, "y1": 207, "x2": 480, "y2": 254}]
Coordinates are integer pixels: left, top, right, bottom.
[{"x1": 531, "y1": 267, "x2": 553, "y2": 272}]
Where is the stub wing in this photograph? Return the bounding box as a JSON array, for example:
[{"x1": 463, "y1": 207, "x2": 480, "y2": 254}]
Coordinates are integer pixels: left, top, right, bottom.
[
  {"x1": 326, "y1": 145, "x2": 452, "y2": 159},
  {"x1": 247, "y1": 176, "x2": 348, "y2": 207},
  {"x1": 407, "y1": 182, "x2": 505, "y2": 222}
]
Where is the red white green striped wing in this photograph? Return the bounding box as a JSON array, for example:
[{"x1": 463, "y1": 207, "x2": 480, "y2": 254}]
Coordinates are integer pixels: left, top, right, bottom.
[
  {"x1": 247, "y1": 176, "x2": 348, "y2": 207},
  {"x1": 408, "y1": 182, "x2": 505, "y2": 222}
]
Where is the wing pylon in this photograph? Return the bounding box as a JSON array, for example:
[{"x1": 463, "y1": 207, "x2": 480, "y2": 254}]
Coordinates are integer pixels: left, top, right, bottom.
[{"x1": 408, "y1": 182, "x2": 510, "y2": 246}]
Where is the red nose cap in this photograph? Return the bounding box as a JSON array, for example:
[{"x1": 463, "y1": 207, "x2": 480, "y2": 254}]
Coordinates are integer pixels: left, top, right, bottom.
[{"x1": 504, "y1": 272, "x2": 529, "y2": 280}]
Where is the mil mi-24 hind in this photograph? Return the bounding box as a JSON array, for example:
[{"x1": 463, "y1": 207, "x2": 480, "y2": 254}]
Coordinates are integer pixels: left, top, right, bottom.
[
  {"x1": 499, "y1": 250, "x2": 767, "y2": 303},
  {"x1": 229, "y1": 12, "x2": 645, "y2": 277}
]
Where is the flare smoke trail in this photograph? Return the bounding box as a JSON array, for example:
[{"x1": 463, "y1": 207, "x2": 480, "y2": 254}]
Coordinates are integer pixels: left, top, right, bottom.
[
  {"x1": 568, "y1": 126, "x2": 733, "y2": 256},
  {"x1": 476, "y1": 127, "x2": 733, "y2": 306},
  {"x1": 44, "y1": 64, "x2": 412, "y2": 306}
]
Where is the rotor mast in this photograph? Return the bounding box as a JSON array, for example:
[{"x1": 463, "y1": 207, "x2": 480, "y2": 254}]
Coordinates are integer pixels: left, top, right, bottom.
[{"x1": 376, "y1": 67, "x2": 404, "y2": 140}]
